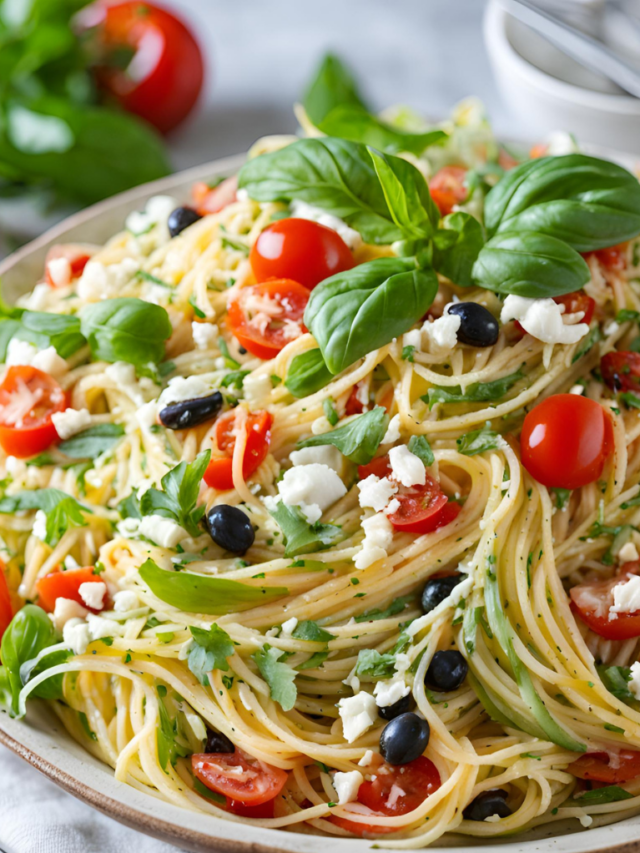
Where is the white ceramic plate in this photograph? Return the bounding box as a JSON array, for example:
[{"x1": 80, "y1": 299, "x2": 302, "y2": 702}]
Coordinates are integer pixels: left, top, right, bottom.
[{"x1": 1, "y1": 150, "x2": 640, "y2": 853}]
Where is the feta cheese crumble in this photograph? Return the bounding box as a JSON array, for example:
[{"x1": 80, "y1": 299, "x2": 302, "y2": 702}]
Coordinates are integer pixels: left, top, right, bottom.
[
  {"x1": 192, "y1": 321, "x2": 219, "y2": 350},
  {"x1": 500, "y1": 295, "x2": 589, "y2": 345},
  {"x1": 357, "y1": 475, "x2": 398, "y2": 512},
  {"x1": 374, "y1": 673, "x2": 410, "y2": 708},
  {"x1": 113, "y1": 590, "x2": 141, "y2": 612},
  {"x1": 281, "y1": 617, "x2": 298, "y2": 637},
  {"x1": 51, "y1": 408, "x2": 92, "y2": 440},
  {"x1": 290, "y1": 200, "x2": 362, "y2": 251},
  {"x1": 333, "y1": 770, "x2": 364, "y2": 804},
  {"x1": 290, "y1": 445, "x2": 343, "y2": 474},
  {"x1": 619, "y1": 542, "x2": 640, "y2": 563},
  {"x1": 52, "y1": 597, "x2": 89, "y2": 632},
  {"x1": 138, "y1": 514, "x2": 188, "y2": 549},
  {"x1": 422, "y1": 311, "x2": 461, "y2": 351},
  {"x1": 77, "y1": 257, "x2": 139, "y2": 301},
  {"x1": 276, "y1": 463, "x2": 347, "y2": 524},
  {"x1": 338, "y1": 691, "x2": 378, "y2": 742},
  {"x1": 243, "y1": 373, "x2": 272, "y2": 408},
  {"x1": 354, "y1": 512, "x2": 394, "y2": 570},
  {"x1": 32, "y1": 510, "x2": 47, "y2": 542},
  {"x1": 382, "y1": 414, "x2": 401, "y2": 445},
  {"x1": 389, "y1": 445, "x2": 425, "y2": 487},
  {"x1": 610, "y1": 574, "x2": 640, "y2": 620},
  {"x1": 125, "y1": 195, "x2": 178, "y2": 237},
  {"x1": 79, "y1": 581, "x2": 107, "y2": 610}
]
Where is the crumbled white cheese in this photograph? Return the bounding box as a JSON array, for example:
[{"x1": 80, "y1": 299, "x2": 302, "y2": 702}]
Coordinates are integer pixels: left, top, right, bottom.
[
  {"x1": 5, "y1": 338, "x2": 38, "y2": 366},
  {"x1": 484, "y1": 813, "x2": 503, "y2": 824},
  {"x1": 290, "y1": 200, "x2": 362, "y2": 251},
  {"x1": 63, "y1": 617, "x2": 91, "y2": 655},
  {"x1": 333, "y1": 770, "x2": 364, "y2": 804},
  {"x1": 125, "y1": 195, "x2": 178, "y2": 237},
  {"x1": 5, "y1": 456, "x2": 26, "y2": 479},
  {"x1": 628, "y1": 660, "x2": 640, "y2": 700},
  {"x1": 570, "y1": 384, "x2": 585, "y2": 395},
  {"x1": 389, "y1": 445, "x2": 425, "y2": 487},
  {"x1": 79, "y1": 581, "x2": 107, "y2": 610},
  {"x1": 619, "y1": 542, "x2": 640, "y2": 563},
  {"x1": 77, "y1": 257, "x2": 139, "y2": 301},
  {"x1": 354, "y1": 512, "x2": 394, "y2": 570},
  {"x1": 403, "y1": 329, "x2": 422, "y2": 351},
  {"x1": 358, "y1": 475, "x2": 398, "y2": 512},
  {"x1": 5, "y1": 339, "x2": 67, "y2": 377},
  {"x1": 64, "y1": 555, "x2": 79, "y2": 570},
  {"x1": 281, "y1": 617, "x2": 298, "y2": 637},
  {"x1": 158, "y1": 375, "x2": 215, "y2": 406},
  {"x1": 338, "y1": 692, "x2": 378, "y2": 742},
  {"x1": 52, "y1": 597, "x2": 89, "y2": 632},
  {"x1": 116, "y1": 517, "x2": 140, "y2": 539},
  {"x1": 277, "y1": 463, "x2": 347, "y2": 524},
  {"x1": 113, "y1": 590, "x2": 141, "y2": 612},
  {"x1": 610, "y1": 574, "x2": 640, "y2": 620},
  {"x1": 32, "y1": 510, "x2": 47, "y2": 542},
  {"x1": 192, "y1": 321, "x2": 219, "y2": 350},
  {"x1": 384, "y1": 498, "x2": 400, "y2": 515},
  {"x1": 104, "y1": 362, "x2": 146, "y2": 406},
  {"x1": 374, "y1": 673, "x2": 410, "y2": 708},
  {"x1": 422, "y1": 312, "x2": 461, "y2": 351},
  {"x1": 243, "y1": 373, "x2": 272, "y2": 408},
  {"x1": 604, "y1": 320, "x2": 620, "y2": 336},
  {"x1": 25, "y1": 282, "x2": 51, "y2": 311},
  {"x1": 545, "y1": 130, "x2": 579, "y2": 156},
  {"x1": 47, "y1": 257, "x2": 72, "y2": 288},
  {"x1": 358, "y1": 750, "x2": 375, "y2": 767},
  {"x1": 290, "y1": 445, "x2": 343, "y2": 474},
  {"x1": 500, "y1": 295, "x2": 589, "y2": 345},
  {"x1": 138, "y1": 514, "x2": 188, "y2": 549},
  {"x1": 406, "y1": 574, "x2": 475, "y2": 637},
  {"x1": 86, "y1": 613, "x2": 125, "y2": 641},
  {"x1": 382, "y1": 414, "x2": 401, "y2": 445},
  {"x1": 51, "y1": 408, "x2": 92, "y2": 440},
  {"x1": 136, "y1": 400, "x2": 158, "y2": 432}
]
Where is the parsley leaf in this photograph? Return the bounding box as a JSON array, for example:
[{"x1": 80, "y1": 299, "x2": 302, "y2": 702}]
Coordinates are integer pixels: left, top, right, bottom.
[
  {"x1": 407, "y1": 435, "x2": 434, "y2": 466},
  {"x1": 297, "y1": 406, "x2": 388, "y2": 465},
  {"x1": 253, "y1": 645, "x2": 297, "y2": 711},
  {"x1": 187, "y1": 624, "x2": 234, "y2": 685},
  {"x1": 354, "y1": 594, "x2": 414, "y2": 623},
  {"x1": 292, "y1": 620, "x2": 334, "y2": 642},
  {"x1": 296, "y1": 651, "x2": 329, "y2": 671},
  {"x1": 58, "y1": 423, "x2": 125, "y2": 459},
  {"x1": 456, "y1": 425, "x2": 504, "y2": 456},
  {"x1": 140, "y1": 450, "x2": 211, "y2": 536},
  {"x1": 425, "y1": 370, "x2": 523, "y2": 408},
  {"x1": 0, "y1": 489, "x2": 90, "y2": 547},
  {"x1": 597, "y1": 665, "x2": 637, "y2": 704},
  {"x1": 355, "y1": 649, "x2": 397, "y2": 679},
  {"x1": 157, "y1": 695, "x2": 190, "y2": 771},
  {"x1": 551, "y1": 488, "x2": 571, "y2": 510}
]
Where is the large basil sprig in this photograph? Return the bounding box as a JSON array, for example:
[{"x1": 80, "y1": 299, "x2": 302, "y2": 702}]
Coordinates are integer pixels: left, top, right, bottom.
[
  {"x1": 485, "y1": 154, "x2": 640, "y2": 251},
  {"x1": 369, "y1": 147, "x2": 440, "y2": 238},
  {"x1": 305, "y1": 257, "x2": 438, "y2": 374},
  {"x1": 80, "y1": 297, "x2": 172, "y2": 368}
]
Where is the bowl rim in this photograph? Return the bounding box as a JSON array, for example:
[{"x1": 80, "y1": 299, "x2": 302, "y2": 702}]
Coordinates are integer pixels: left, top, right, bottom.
[{"x1": 484, "y1": 0, "x2": 640, "y2": 114}]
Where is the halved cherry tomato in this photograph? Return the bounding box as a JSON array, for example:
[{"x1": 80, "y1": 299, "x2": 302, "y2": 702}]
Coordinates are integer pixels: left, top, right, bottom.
[
  {"x1": 36, "y1": 567, "x2": 104, "y2": 614},
  {"x1": 346, "y1": 385, "x2": 367, "y2": 416},
  {"x1": 44, "y1": 245, "x2": 92, "y2": 288},
  {"x1": 192, "y1": 176, "x2": 238, "y2": 216},
  {"x1": 570, "y1": 562, "x2": 640, "y2": 640},
  {"x1": 357, "y1": 455, "x2": 460, "y2": 534},
  {"x1": 191, "y1": 750, "x2": 288, "y2": 806},
  {"x1": 204, "y1": 409, "x2": 273, "y2": 491},
  {"x1": 250, "y1": 218, "x2": 354, "y2": 291},
  {"x1": 498, "y1": 148, "x2": 519, "y2": 170},
  {"x1": 520, "y1": 394, "x2": 613, "y2": 489},
  {"x1": 569, "y1": 750, "x2": 640, "y2": 784},
  {"x1": 332, "y1": 757, "x2": 441, "y2": 837},
  {"x1": 0, "y1": 561, "x2": 13, "y2": 642},
  {"x1": 227, "y1": 280, "x2": 309, "y2": 360},
  {"x1": 514, "y1": 290, "x2": 595, "y2": 336},
  {"x1": 529, "y1": 143, "x2": 548, "y2": 159},
  {"x1": 601, "y1": 351, "x2": 640, "y2": 394},
  {"x1": 587, "y1": 243, "x2": 628, "y2": 271},
  {"x1": 228, "y1": 798, "x2": 276, "y2": 818},
  {"x1": 90, "y1": 1, "x2": 204, "y2": 134},
  {"x1": 428, "y1": 166, "x2": 468, "y2": 216},
  {"x1": 0, "y1": 366, "x2": 66, "y2": 458}
]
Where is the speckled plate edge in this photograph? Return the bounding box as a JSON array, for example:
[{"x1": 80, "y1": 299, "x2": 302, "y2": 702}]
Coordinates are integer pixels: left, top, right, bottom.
[{"x1": 1, "y1": 146, "x2": 640, "y2": 853}]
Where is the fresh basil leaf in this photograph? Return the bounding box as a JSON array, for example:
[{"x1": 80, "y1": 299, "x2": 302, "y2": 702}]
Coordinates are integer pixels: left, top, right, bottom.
[
  {"x1": 45, "y1": 496, "x2": 87, "y2": 546},
  {"x1": 285, "y1": 349, "x2": 334, "y2": 398},
  {"x1": 368, "y1": 146, "x2": 438, "y2": 240},
  {"x1": 456, "y1": 425, "x2": 504, "y2": 456},
  {"x1": 426, "y1": 369, "x2": 524, "y2": 408},
  {"x1": 80, "y1": 298, "x2": 172, "y2": 368},
  {"x1": 305, "y1": 257, "x2": 438, "y2": 374},
  {"x1": 193, "y1": 778, "x2": 226, "y2": 803},
  {"x1": 620, "y1": 392, "x2": 640, "y2": 410},
  {"x1": 238, "y1": 137, "x2": 404, "y2": 244},
  {"x1": 291, "y1": 620, "x2": 334, "y2": 642},
  {"x1": 139, "y1": 558, "x2": 288, "y2": 614},
  {"x1": 220, "y1": 370, "x2": 249, "y2": 389},
  {"x1": 472, "y1": 231, "x2": 590, "y2": 299},
  {"x1": 0, "y1": 319, "x2": 22, "y2": 361},
  {"x1": 302, "y1": 53, "x2": 368, "y2": 126},
  {"x1": 432, "y1": 212, "x2": 485, "y2": 287},
  {"x1": 597, "y1": 665, "x2": 637, "y2": 704},
  {"x1": 354, "y1": 594, "x2": 414, "y2": 623},
  {"x1": 407, "y1": 435, "x2": 434, "y2": 466},
  {"x1": 187, "y1": 624, "x2": 234, "y2": 685},
  {"x1": 485, "y1": 154, "x2": 640, "y2": 252},
  {"x1": 320, "y1": 105, "x2": 446, "y2": 156},
  {"x1": 140, "y1": 451, "x2": 211, "y2": 537},
  {"x1": 118, "y1": 492, "x2": 142, "y2": 520},
  {"x1": 253, "y1": 645, "x2": 297, "y2": 711},
  {"x1": 157, "y1": 695, "x2": 190, "y2": 771},
  {"x1": 217, "y1": 337, "x2": 240, "y2": 369},
  {"x1": 266, "y1": 502, "x2": 341, "y2": 557},
  {"x1": 296, "y1": 651, "x2": 329, "y2": 671},
  {"x1": 19, "y1": 310, "x2": 85, "y2": 358},
  {"x1": 58, "y1": 423, "x2": 124, "y2": 459},
  {"x1": 1, "y1": 605, "x2": 60, "y2": 716},
  {"x1": 0, "y1": 488, "x2": 89, "y2": 547},
  {"x1": 573, "y1": 786, "x2": 633, "y2": 805},
  {"x1": 616, "y1": 309, "x2": 640, "y2": 323},
  {"x1": 297, "y1": 406, "x2": 388, "y2": 465},
  {"x1": 323, "y1": 397, "x2": 339, "y2": 426},
  {"x1": 355, "y1": 648, "x2": 396, "y2": 680}
]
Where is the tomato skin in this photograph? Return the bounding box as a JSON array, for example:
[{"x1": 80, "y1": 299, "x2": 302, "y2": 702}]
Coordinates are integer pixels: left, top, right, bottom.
[
  {"x1": 529, "y1": 143, "x2": 548, "y2": 159},
  {"x1": 570, "y1": 562, "x2": 640, "y2": 640},
  {"x1": 227, "y1": 280, "x2": 309, "y2": 360},
  {"x1": 192, "y1": 176, "x2": 238, "y2": 216},
  {"x1": 36, "y1": 567, "x2": 103, "y2": 613},
  {"x1": 569, "y1": 750, "x2": 640, "y2": 784},
  {"x1": 228, "y1": 798, "x2": 275, "y2": 818},
  {"x1": 589, "y1": 243, "x2": 628, "y2": 271},
  {"x1": 601, "y1": 351, "x2": 640, "y2": 394},
  {"x1": 204, "y1": 410, "x2": 273, "y2": 491},
  {"x1": 45, "y1": 245, "x2": 92, "y2": 288},
  {"x1": 346, "y1": 385, "x2": 366, "y2": 416},
  {"x1": 520, "y1": 394, "x2": 613, "y2": 489},
  {"x1": 0, "y1": 366, "x2": 66, "y2": 458},
  {"x1": 0, "y1": 561, "x2": 13, "y2": 642},
  {"x1": 191, "y1": 750, "x2": 288, "y2": 806},
  {"x1": 498, "y1": 148, "x2": 519, "y2": 170},
  {"x1": 250, "y1": 218, "x2": 354, "y2": 291},
  {"x1": 93, "y1": 1, "x2": 204, "y2": 134},
  {"x1": 428, "y1": 166, "x2": 468, "y2": 216}
]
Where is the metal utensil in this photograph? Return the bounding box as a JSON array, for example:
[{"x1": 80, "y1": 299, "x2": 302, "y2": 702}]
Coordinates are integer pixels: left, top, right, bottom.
[{"x1": 500, "y1": 0, "x2": 640, "y2": 97}]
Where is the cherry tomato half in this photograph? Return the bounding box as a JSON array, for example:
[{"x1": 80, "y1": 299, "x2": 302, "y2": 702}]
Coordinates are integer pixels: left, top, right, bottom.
[
  {"x1": 569, "y1": 750, "x2": 640, "y2": 784},
  {"x1": 44, "y1": 244, "x2": 92, "y2": 288},
  {"x1": 192, "y1": 176, "x2": 238, "y2": 216},
  {"x1": 204, "y1": 409, "x2": 273, "y2": 491},
  {"x1": 428, "y1": 166, "x2": 468, "y2": 216},
  {"x1": 36, "y1": 567, "x2": 104, "y2": 614},
  {"x1": 346, "y1": 384, "x2": 367, "y2": 417},
  {"x1": 520, "y1": 394, "x2": 613, "y2": 489},
  {"x1": 601, "y1": 351, "x2": 640, "y2": 394},
  {"x1": 227, "y1": 279, "x2": 309, "y2": 360},
  {"x1": 0, "y1": 366, "x2": 66, "y2": 458},
  {"x1": 570, "y1": 562, "x2": 640, "y2": 640},
  {"x1": 586, "y1": 243, "x2": 628, "y2": 271},
  {"x1": 0, "y1": 561, "x2": 13, "y2": 642},
  {"x1": 332, "y1": 757, "x2": 441, "y2": 837},
  {"x1": 191, "y1": 750, "x2": 288, "y2": 806},
  {"x1": 250, "y1": 218, "x2": 354, "y2": 291},
  {"x1": 92, "y1": 1, "x2": 204, "y2": 134}
]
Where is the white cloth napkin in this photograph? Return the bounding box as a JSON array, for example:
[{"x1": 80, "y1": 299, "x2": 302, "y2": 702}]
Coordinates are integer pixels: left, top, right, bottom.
[{"x1": 0, "y1": 745, "x2": 186, "y2": 853}]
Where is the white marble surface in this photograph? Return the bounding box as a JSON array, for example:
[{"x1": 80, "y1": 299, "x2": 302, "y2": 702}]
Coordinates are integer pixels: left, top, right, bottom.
[{"x1": 0, "y1": 2, "x2": 505, "y2": 851}]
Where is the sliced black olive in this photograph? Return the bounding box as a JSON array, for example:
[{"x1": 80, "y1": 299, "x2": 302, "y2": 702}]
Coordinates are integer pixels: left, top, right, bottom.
[
  {"x1": 421, "y1": 573, "x2": 464, "y2": 613},
  {"x1": 378, "y1": 692, "x2": 413, "y2": 721},
  {"x1": 159, "y1": 391, "x2": 223, "y2": 430},
  {"x1": 204, "y1": 727, "x2": 235, "y2": 754},
  {"x1": 463, "y1": 789, "x2": 511, "y2": 821},
  {"x1": 425, "y1": 650, "x2": 468, "y2": 692},
  {"x1": 205, "y1": 504, "x2": 255, "y2": 554},
  {"x1": 447, "y1": 302, "x2": 499, "y2": 348},
  {"x1": 168, "y1": 206, "x2": 202, "y2": 238},
  {"x1": 379, "y1": 712, "x2": 430, "y2": 765}
]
